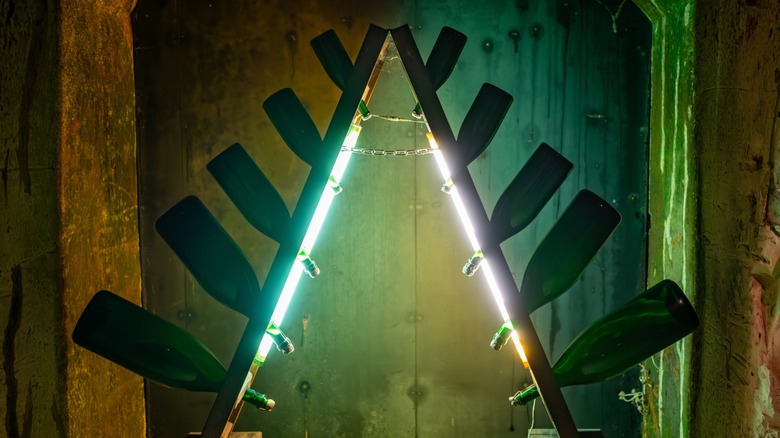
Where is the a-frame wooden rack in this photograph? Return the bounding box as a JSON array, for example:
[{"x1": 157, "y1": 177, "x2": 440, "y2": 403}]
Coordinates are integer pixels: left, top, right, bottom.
[{"x1": 183, "y1": 24, "x2": 587, "y2": 438}]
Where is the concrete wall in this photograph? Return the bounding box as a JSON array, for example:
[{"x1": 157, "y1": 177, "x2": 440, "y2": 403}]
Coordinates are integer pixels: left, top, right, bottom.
[
  {"x1": 1, "y1": 0, "x2": 145, "y2": 437},
  {"x1": 633, "y1": 1, "x2": 697, "y2": 436},
  {"x1": 691, "y1": 0, "x2": 780, "y2": 436},
  {"x1": 1, "y1": 0, "x2": 64, "y2": 436}
]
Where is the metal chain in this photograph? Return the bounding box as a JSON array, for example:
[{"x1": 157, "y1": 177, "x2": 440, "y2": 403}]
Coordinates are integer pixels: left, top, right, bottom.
[
  {"x1": 363, "y1": 113, "x2": 425, "y2": 123},
  {"x1": 341, "y1": 146, "x2": 434, "y2": 156},
  {"x1": 347, "y1": 102, "x2": 433, "y2": 156}
]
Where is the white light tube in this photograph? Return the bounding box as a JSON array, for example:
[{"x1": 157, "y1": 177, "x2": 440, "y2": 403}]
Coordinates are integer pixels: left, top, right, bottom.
[
  {"x1": 255, "y1": 124, "x2": 361, "y2": 364},
  {"x1": 426, "y1": 133, "x2": 529, "y2": 366}
]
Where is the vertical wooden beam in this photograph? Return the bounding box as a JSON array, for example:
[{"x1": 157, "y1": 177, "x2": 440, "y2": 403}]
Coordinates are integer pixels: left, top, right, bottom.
[{"x1": 59, "y1": 1, "x2": 146, "y2": 437}]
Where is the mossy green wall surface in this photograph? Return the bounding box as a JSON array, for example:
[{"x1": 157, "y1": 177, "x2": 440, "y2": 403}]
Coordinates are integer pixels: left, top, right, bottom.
[
  {"x1": 633, "y1": 1, "x2": 697, "y2": 436},
  {"x1": 637, "y1": 0, "x2": 780, "y2": 436},
  {"x1": 1, "y1": 1, "x2": 64, "y2": 436}
]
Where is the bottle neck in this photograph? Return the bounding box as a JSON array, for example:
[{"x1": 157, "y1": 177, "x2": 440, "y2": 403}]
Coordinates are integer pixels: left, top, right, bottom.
[
  {"x1": 242, "y1": 388, "x2": 275, "y2": 411},
  {"x1": 510, "y1": 384, "x2": 539, "y2": 406}
]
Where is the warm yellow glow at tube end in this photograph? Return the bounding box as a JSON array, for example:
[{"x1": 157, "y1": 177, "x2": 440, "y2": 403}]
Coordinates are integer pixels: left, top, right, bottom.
[
  {"x1": 511, "y1": 332, "x2": 530, "y2": 368},
  {"x1": 426, "y1": 132, "x2": 439, "y2": 149},
  {"x1": 344, "y1": 123, "x2": 362, "y2": 149}
]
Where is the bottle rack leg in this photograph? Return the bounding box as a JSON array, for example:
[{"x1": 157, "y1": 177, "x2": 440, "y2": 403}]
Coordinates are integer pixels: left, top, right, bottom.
[{"x1": 391, "y1": 24, "x2": 581, "y2": 438}]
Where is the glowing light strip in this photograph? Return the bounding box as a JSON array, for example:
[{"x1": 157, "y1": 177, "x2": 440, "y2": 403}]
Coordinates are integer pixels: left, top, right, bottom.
[
  {"x1": 426, "y1": 133, "x2": 528, "y2": 366},
  {"x1": 256, "y1": 124, "x2": 361, "y2": 363}
]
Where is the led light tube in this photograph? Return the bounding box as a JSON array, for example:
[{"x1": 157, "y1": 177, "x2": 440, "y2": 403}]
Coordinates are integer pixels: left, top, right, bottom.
[
  {"x1": 255, "y1": 124, "x2": 362, "y2": 363},
  {"x1": 426, "y1": 133, "x2": 529, "y2": 366}
]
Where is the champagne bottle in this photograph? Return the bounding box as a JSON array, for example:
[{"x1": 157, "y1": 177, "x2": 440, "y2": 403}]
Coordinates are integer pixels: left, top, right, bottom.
[
  {"x1": 263, "y1": 88, "x2": 324, "y2": 166},
  {"x1": 207, "y1": 144, "x2": 291, "y2": 244},
  {"x1": 297, "y1": 250, "x2": 320, "y2": 278},
  {"x1": 72, "y1": 290, "x2": 275, "y2": 411},
  {"x1": 489, "y1": 190, "x2": 620, "y2": 352},
  {"x1": 462, "y1": 250, "x2": 485, "y2": 277},
  {"x1": 520, "y1": 190, "x2": 621, "y2": 314},
  {"x1": 489, "y1": 143, "x2": 573, "y2": 244},
  {"x1": 490, "y1": 321, "x2": 513, "y2": 351},
  {"x1": 310, "y1": 29, "x2": 353, "y2": 91},
  {"x1": 156, "y1": 196, "x2": 262, "y2": 319},
  {"x1": 455, "y1": 84, "x2": 513, "y2": 165},
  {"x1": 509, "y1": 280, "x2": 699, "y2": 406}
]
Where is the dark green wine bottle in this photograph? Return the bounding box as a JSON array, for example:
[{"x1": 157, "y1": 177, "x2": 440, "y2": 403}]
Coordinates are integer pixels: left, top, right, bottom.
[
  {"x1": 72, "y1": 290, "x2": 274, "y2": 411},
  {"x1": 521, "y1": 190, "x2": 621, "y2": 314},
  {"x1": 489, "y1": 143, "x2": 573, "y2": 244},
  {"x1": 263, "y1": 88, "x2": 324, "y2": 166},
  {"x1": 510, "y1": 280, "x2": 699, "y2": 406},
  {"x1": 490, "y1": 190, "x2": 620, "y2": 352},
  {"x1": 412, "y1": 27, "x2": 467, "y2": 119},
  {"x1": 156, "y1": 196, "x2": 262, "y2": 318},
  {"x1": 455, "y1": 84, "x2": 513, "y2": 165},
  {"x1": 207, "y1": 144, "x2": 291, "y2": 244},
  {"x1": 311, "y1": 29, "x2": 353, "y2": 91}
]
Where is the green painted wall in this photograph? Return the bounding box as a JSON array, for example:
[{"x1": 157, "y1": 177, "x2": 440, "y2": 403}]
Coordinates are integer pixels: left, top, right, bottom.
[{"x1": 632, "y1": 1, "x2": 697, "y2": 436}]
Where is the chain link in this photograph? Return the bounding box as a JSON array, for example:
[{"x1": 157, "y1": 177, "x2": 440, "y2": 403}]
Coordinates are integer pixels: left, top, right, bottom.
[{"x1": 341, "y1": 146, "x2": 434, "y2": 156}]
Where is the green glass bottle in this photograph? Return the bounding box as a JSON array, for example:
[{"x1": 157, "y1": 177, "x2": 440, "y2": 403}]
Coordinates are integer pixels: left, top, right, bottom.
[
  {"x1": 490, "y1": 190, "x2": 620, "y2": 352},
  {"x1": 510, "y1": 280, "x2": 699, "y2": 406},
  {"x1": 521, "y1": 189, "x2": 621, "y2": 314},
  {"x1": 455, "y1": 84, "x2": 513, "y2": 165},
  {"x1": 489, "y1": 143, "x2": 573, "y2": 244},
  {"x1": 156, "y1": 196, "x2": 262, "y2": 318},
  {"x1": 462, "y1": 250, "x2": 485, "y2": 277},
  {"x1": 490, "y1": 321, "x2": 514, "y2": 351},
  {"x1": 207, "y1": 144, "x2": 291, "y2": 244},
  {"x1": 311, "y1": 29, "x2": 353, "y2": 91},
  {"x1": 412, "y1": 27, "x2": 467, "y2": 119},
  {"x1": 263, "y1": 88, "x2": 324, "y2": 166},
  {"x1": 72, "y1": 290, "x2": 275, "y2": 411}
]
